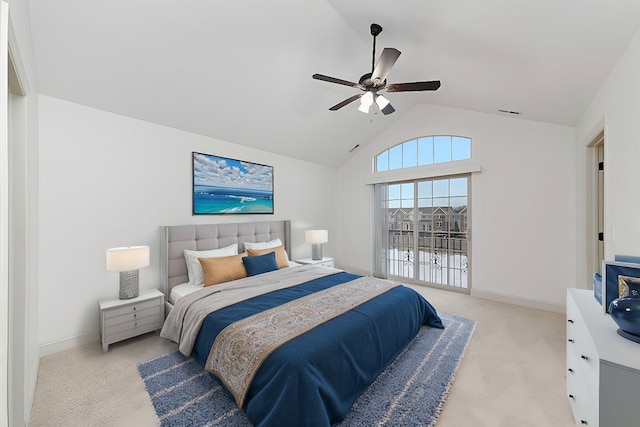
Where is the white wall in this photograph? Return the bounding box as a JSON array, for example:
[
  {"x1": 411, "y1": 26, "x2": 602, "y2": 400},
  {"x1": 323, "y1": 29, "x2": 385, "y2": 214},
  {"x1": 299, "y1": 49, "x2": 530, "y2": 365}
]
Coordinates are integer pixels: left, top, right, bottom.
[
  {"x1": 38, "y1": 95, "x2": 337, "y2": 351},
  {"x1": 575, "y1": 27, "x2": 640, "y2": 287},
  {"x1": 336, "y1": 103, "x2": 575, "y2": 311},
  {"x1": 33, "y1": 7, "x2": 640, "y2": 357}
]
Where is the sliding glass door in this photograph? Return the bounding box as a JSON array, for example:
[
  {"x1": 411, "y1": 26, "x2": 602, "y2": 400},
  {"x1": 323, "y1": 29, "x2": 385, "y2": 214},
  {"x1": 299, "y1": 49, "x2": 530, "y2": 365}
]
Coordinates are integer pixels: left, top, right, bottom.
[{"x1": 379, "y1": 175, "x2": 470, "y2": 292}]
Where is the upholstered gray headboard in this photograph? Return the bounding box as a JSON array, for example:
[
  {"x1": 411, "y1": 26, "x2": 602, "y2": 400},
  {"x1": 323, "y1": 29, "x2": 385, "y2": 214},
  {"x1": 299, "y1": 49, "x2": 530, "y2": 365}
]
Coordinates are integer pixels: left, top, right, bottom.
[{"x1": 160, "y1": 220, "x2": 291, "y2": 302}]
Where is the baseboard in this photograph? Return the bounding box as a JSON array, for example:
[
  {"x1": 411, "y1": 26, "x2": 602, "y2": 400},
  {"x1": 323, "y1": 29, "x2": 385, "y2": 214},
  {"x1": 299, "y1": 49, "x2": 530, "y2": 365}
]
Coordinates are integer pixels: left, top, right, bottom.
[
  {"x1": 471, "y1": 289, "x2": 565, "y2": 314},
  {"x1": 337, "y1": 266, "x2": 566, "y2": 314},
  {"x1": 39, "y1": 330, "x2": 99, "y2": 357}
]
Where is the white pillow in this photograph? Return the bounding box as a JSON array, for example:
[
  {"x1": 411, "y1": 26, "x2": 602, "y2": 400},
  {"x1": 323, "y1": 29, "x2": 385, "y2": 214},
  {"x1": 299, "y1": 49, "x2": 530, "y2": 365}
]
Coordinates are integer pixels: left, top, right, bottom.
[
  {"x1": 244, "y1": 239, "x2": 289, "y2": 261},
  {"x1": 243, "y1": 238, "x2": 283, "y2": 250},
  {"x1": 184, "y1": 243, "x2": 238, "y2": 285}
]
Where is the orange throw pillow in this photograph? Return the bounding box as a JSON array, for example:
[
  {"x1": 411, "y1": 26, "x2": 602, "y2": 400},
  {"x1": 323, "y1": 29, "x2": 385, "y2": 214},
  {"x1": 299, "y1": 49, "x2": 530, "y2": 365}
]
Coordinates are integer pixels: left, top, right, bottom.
[{"x1": 198, "y1": 252, "x2": 248, "y2": 287}]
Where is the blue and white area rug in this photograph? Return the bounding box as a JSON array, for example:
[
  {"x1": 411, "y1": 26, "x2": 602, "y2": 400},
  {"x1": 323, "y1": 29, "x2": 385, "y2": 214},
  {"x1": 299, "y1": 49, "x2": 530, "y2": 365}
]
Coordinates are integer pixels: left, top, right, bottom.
[{"x1": 137, "y1": 313, "x2": 475, "y2": 427}]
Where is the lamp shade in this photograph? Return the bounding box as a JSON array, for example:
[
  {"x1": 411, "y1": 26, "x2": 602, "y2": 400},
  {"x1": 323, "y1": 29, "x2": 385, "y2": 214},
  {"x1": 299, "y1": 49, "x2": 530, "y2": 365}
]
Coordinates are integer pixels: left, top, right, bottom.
[
  {"x1": 358, "y1": 91, "x2": 374, "y2": 113},
  {"x1": 305, "y1": 230, "x2": 328, "y2": 244},
  {"x1": 375, "y1": 94, "x2": 390, "y2": 109},
  {"x1": 106, "y1": 246, "x2": 150, "y2": 272}
]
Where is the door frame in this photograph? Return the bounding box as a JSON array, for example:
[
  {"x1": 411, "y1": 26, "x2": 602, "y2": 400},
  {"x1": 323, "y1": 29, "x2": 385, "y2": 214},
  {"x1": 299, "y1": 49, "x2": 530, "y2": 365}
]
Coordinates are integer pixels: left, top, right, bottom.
[
  {"x1": 1, "y1": 2, "x2": 11, "y2": 425},
  {"x1": 587, "y1": 130, "x2": 605, "y2": 279},
  {"x1": 2, "y1": 3, "x2": 33, "y2": 425}
]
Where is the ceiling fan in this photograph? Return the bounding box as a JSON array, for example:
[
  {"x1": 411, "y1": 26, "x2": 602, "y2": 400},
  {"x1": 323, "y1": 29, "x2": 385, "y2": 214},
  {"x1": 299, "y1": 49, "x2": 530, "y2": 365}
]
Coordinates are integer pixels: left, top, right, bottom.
[{"x1": 312, "y1": 23, "x2": 441, "y2": 115}]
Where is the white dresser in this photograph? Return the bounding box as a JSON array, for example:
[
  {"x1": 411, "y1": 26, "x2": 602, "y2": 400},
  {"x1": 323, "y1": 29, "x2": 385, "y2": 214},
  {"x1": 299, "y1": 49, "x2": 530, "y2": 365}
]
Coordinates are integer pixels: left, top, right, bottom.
[
  {"x1": 566, "y1": 289, "x2": 640, "y2": 426},
  {"x1": 99, "y1": 289, "x2": 164, "y2": 352}
]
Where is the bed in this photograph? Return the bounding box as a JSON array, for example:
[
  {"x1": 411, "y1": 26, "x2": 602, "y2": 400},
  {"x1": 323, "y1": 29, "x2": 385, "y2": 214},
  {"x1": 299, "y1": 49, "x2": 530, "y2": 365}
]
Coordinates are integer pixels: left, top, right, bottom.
[{"x1": 159, "y1": 220, "x2": 443, "y2": 427}]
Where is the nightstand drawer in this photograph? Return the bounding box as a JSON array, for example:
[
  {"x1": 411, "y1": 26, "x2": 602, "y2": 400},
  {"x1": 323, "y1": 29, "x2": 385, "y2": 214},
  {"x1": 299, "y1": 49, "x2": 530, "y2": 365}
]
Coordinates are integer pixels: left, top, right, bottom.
[
  {"x1": 99, "y1": 289, "x2": 164, "y2": 352},
  {"x1": 317, "y1": 260, "x2": 334, "y2": 267},
  {"x1": 103, "y1": 298, "x2": 160, "y2": 320},
  {"x1": 103, "y1": 305, "x2": 163, "y2": 332},
  {"x1": 104, "y1": 312, "x2": 163, "y2": 342}
]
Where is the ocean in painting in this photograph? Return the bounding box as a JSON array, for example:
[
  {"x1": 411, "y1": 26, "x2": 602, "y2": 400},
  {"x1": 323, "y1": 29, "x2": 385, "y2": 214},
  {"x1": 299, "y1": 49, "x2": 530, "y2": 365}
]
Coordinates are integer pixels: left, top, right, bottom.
[{"x1": 193, "y1": 185, "x2": 273, "y2": 214}]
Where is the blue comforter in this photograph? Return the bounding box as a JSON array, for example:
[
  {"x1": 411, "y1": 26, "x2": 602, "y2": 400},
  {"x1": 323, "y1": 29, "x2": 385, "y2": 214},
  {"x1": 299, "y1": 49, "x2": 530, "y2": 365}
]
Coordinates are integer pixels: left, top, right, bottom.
[{"x1": 191, "y1": 272, "x2": 443, "y2": 427}]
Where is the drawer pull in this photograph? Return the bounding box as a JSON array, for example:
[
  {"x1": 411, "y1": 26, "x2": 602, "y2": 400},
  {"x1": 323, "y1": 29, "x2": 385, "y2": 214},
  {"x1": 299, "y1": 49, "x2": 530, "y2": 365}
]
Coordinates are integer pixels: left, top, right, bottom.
[
  {"x1": 134, "y1": 322, "x2": 138, "y2": 327},
  {"x1": 133, "y1": 307, "x2": 137, "y2": 311},
  {"x1": 568, "y1": 368, "x2": 573, "y2": 373},
  {"x1": 567, "y1": 319, "x2": 574, "y2": 323},
  {"x1": 581, "y1": 355, "x2": 589, "y2": 360},
  {"x1": 133, "y1": 314, "x2": 137, "y2": 318},
  {"x1": 581, "y1": 421, "x2": 588, "y2": 425},
  {"x1": 569, "y1": 394, "x2": 575, "y2": 399},
  {"x1": 568, "y1": 339, "x2": 574, "y2": 343}
]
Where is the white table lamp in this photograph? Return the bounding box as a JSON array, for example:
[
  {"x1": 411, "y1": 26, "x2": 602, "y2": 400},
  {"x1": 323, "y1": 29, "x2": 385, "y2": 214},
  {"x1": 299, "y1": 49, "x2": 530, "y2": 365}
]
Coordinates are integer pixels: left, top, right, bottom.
[
  {"x1": 305, "y1": 230, "x2": 328, "y2": 260},
  {"x1": 106, "y1": 246, "x2": 150, "y2": 299}
]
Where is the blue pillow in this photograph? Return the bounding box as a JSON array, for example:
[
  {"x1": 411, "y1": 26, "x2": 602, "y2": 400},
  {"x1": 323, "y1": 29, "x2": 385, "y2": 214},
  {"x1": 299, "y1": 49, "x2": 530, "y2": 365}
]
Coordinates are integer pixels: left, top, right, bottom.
[{"x1": 242, "y1": 251, "x2": 279, "y2": 276}]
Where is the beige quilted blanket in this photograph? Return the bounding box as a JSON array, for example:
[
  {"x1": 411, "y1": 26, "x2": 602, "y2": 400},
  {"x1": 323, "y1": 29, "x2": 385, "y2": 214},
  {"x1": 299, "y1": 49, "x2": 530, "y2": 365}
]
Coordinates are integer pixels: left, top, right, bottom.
[{"x1": 160, "y1": 265, "x2": 340, "y2": 355}]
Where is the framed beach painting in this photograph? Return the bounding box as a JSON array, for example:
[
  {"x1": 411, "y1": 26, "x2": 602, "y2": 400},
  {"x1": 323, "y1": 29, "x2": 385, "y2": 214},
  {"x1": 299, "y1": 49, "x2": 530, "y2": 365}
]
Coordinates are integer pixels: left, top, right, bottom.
[{"x1": 192, "y1": 152, "x2": 274, "y2": 215}]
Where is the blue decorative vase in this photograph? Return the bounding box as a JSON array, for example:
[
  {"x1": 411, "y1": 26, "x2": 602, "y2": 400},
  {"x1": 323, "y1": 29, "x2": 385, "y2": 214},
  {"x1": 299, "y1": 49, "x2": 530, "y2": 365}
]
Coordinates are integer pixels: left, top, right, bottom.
[{"x1": 609, "y1": 297, "x2": 640, "y2": 343}]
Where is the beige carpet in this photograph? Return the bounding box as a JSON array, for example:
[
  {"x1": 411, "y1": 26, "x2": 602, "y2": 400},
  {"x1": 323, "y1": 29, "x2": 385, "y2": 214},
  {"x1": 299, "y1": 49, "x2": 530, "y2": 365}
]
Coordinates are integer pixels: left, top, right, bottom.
[{"x1": 29, "y1": 285, "x2": 576, "y2": 427}]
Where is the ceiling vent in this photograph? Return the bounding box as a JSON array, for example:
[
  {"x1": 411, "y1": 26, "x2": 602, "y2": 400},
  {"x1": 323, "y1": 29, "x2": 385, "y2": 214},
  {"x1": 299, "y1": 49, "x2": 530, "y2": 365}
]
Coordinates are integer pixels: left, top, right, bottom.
[{"x1": 498, "y1": 109, "x2": 522, "y2": 116}]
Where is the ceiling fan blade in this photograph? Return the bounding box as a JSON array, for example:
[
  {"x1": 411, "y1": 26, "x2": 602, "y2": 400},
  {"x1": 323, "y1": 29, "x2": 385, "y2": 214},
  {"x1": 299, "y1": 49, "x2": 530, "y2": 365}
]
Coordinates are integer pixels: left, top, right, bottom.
[
  {"x1": 329, "y1": 93, "x2": 363, "y2": 111},
  {"x1": 385, "y1": 80, "x2": 441, "y2": 92},
  {"x1": 371, "y1": 48, "x2": 401, "y2": 85},
  {"x1": 313, "y1": 74, "x2": 360, "y2": 88}
]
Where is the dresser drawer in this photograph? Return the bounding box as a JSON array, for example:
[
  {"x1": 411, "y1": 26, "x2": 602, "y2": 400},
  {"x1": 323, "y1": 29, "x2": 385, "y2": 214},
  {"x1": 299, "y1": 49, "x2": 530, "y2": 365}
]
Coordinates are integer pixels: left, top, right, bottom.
[
  {"x1": 567, "y1": 328, "x2": 599, "y2": 396},
  {"x1": 567, "y1": 365, "x2": 598, "y2": 426},
  {"x1": 567, "y1": 296, "x2": 600, "y2": 397}
]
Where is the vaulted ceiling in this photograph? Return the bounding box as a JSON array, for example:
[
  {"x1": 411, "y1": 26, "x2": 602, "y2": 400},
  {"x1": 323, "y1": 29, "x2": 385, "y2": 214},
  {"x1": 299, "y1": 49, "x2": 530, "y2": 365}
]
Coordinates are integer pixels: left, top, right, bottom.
[{"x1": 28, "y1": 0, "x2": 640, "y2": 167}]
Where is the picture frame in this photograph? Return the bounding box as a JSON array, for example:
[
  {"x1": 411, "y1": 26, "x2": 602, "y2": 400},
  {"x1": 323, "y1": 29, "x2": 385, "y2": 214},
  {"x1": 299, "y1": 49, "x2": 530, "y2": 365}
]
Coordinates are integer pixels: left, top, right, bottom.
[
  {"x1": 602, "y1": 260, "x2": 640, "y2": 313},
  {"x1": 192, "y1": 152, "x2": 274, "y2": 215}
]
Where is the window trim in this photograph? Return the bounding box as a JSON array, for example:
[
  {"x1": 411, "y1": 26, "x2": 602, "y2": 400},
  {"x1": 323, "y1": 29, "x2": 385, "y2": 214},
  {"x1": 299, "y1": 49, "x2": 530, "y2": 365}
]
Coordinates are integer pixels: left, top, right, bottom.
[{"x1": 366, "y1": 160, "x2": 481, "y2": 185}]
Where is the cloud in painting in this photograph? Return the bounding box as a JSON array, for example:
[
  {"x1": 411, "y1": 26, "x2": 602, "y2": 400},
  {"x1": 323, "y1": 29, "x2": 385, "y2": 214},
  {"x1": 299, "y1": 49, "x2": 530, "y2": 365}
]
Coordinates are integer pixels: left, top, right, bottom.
[{"x1": 193, "y1": 153, "x2": 273, "y2": 191}]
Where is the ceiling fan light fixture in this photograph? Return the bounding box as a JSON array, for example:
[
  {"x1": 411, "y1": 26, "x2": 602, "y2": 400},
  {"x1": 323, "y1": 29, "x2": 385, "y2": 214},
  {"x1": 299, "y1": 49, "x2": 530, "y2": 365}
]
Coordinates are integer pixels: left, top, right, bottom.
[
  {"x1": 358, "y1": 102, "x2": 370, "y2": 114},
  {"x1": 359, "y1": 91, "x2": 374, "y2": 113},
  {"x1": 374, "y1": 94, "x2": 390, "y2": 109},
  {"x1": 361, "y1": 91, "x2": 374, "y2": 106}
]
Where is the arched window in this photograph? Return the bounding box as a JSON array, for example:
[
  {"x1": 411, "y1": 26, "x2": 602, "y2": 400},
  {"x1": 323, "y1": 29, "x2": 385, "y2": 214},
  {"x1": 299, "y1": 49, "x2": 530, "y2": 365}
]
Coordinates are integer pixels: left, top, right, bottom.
[
  {"x1": 372, "y1": 135, "x2": 472, "y2": 293},
  {"x1": 374, "y1": 135, "x2": 471, "y2": 172}
]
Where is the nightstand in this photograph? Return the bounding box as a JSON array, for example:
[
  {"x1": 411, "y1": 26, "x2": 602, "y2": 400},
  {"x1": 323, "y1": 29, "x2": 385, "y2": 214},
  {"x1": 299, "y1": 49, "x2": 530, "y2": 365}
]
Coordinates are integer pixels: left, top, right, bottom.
[
  {"x1": 296, "y1": 257, "x2": 334, "y2": 268},
  {"x1": 99, "y1": 289, "x2": 164, "y2": 352}
]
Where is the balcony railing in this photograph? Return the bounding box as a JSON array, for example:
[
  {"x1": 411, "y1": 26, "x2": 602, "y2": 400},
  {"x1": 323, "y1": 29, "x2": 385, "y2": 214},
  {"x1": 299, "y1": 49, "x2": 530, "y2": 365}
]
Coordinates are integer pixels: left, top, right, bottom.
[{"x1": 387, "y1": 231, "x2": 468, "y2": 289}]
